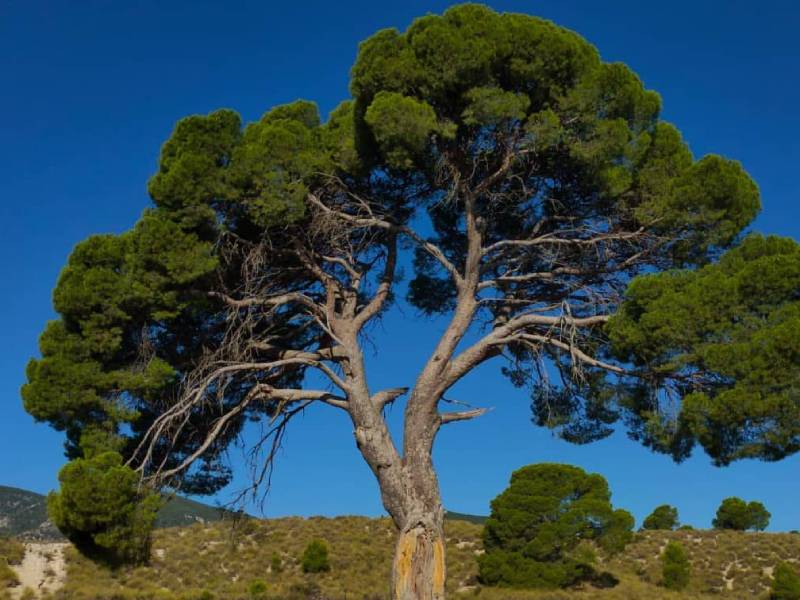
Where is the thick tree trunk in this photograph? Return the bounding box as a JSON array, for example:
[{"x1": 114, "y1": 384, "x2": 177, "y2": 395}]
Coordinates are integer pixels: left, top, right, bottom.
[
  {"x1": 339, "y1": 323, "x2": 450, "y2": 599},
  {"x1": 352, "y1": 411, "x2": 447, "y2": 599},
  {"x1": 389, "y1": 426, "x2": 446, "y2": 600},
  {"x1": 392, "y1": 508, "x2": 446, "y2": 600}
]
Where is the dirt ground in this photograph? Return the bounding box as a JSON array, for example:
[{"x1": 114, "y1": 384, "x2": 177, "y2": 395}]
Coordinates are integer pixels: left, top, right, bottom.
[{"x1": 9, "y1": 543, "x2": 67, "y2": 598}]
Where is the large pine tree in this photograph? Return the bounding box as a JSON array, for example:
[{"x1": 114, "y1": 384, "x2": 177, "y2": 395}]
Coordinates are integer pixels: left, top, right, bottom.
[{"x1": 24, "y1": 5, "x2": 799, "y2": 598}]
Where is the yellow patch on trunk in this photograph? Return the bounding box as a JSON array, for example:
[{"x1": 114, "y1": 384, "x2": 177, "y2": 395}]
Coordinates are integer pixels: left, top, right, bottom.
[
  {"x1": 393, "y1": 529, "x2": 446, "y2": 600},
  {"x1": 432, "y1": 536, "x2": 445, "y2": 595},
  {"x1": 393, "y1": 530, "x2": 415, "y2": 599}
]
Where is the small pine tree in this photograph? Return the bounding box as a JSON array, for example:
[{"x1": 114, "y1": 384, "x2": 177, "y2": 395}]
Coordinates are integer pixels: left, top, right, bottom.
[
  {"x1": 301, "y1": 540, "x2": 331, "y2": 573},
  {"x1": 713, "y1": 497, "x2": 771, "y2": 531},
  {"x1": 47, "y1": 451, "x2": 161, "y2": 565},
  {"x1": 642, "y1": 504, "x2": 679, "y2": 530},
  {"x1": 772, "y1": 562, "x2": 800, "y2": 600},
  {"x1": 478, "y1": 463, "x2": 634, "y2": 589},
  {"x1": 662, "y1": 541, "x2": 690, "y2": 590},
  {"x1": 748, "y1": 501, "x2": 771, "y2": 531}
]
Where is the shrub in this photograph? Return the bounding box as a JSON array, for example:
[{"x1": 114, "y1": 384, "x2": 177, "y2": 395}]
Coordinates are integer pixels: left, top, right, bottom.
[
  {"x1": 477, "y1": 463, "x2": 633, "y2": 589},
  {"x1": 270, "y1": 552, "x2": 282, "y2": 574},
  {"x1": 713, "y1": 497, "x2": 771, "y2": 531},
  {"x1": 248, "y1": 579, "x2": 268, "y2": 598},
  {"x1": 0, "y1": 538, "x2": 25, "y2": 566},
  {"x1": 0, "y1": 559, "x2": 20, "y2": 588},
  {"x1": 642, "y1": 505, "x2": 679, "y2": 530},
  {"x1": 301, "y1": 540, "x2": 331, "y2": 573},
  {"x1": 772, "y1": 562, "x2": 800, "y2": 600},
  {"x1": 662, "y1": 541, "x2": 690, "y2": 590}
]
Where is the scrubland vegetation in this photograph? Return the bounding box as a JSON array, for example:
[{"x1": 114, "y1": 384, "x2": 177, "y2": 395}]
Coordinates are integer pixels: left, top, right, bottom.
[
  {"x1": 0, "y1": 538, "x2": 24, "y2": 589},
  {"x1": 2, "y1": 517, "x2": 798, "y2": 600}
]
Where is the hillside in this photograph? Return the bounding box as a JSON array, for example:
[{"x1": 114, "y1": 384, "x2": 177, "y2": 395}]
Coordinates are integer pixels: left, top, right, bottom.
[
  {"x1": 0, "y1": 486, "x2": 230, "y2": 540},
  {"x1": 5, "y1": 516, "x2": 796, "y2": 600},
  {"x1": 0, "y1": 486, "x2": 59, "y2": 540}
]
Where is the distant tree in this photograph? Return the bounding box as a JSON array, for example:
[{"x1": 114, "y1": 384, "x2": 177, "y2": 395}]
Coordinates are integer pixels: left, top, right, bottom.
[
  {"x1": 47, "y1": 451, "x2": 161, "y2": 564},
  {"x1": 23, "y1": 3, "x2": 800, "y2": 597},
  {"x1": 642, "y1": 505, "x2": 679, "y2": 530},
  {"x1": 478, "y1": 464, "x2": 633, "y2": 588},
  {"x1": 301, "y1": 540, "x2": 331, "y2": 573},
  {"x1": 662, "y1": 541, "x2": 691, "y2": 590},
  {"x1": 748, "y1": 502, "x2": 772, "y2": 531},
  {"x1": 772, "y1": 562, "x2": 800, "y2": 600},
  {"x1": 713, "y1": 497, "x2": 771, "y2": 531}
]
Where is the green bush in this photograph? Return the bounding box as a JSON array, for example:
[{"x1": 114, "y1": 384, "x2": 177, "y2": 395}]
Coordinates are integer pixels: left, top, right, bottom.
[
  {"x1": 248, "y1": 578, "x2": 268, "y2": 598},
  {"x1": 772, "y1": 562, "x2": 800, "y2": 600},
  {"x1": 301, "y1": 540, "x2": 331, "y2": 573},
  {"x1": 477, "y1": 463, "x2": 633, "y2": 589},
  {"x1": 270, "y1": 552, "x2": 282, "y2": 574},
  {"x1": 662, "y1": 541, "x2": 690, "y2": 590},
  {"x1": 642, "y1": 505, "x2": 679, "y2": 530}
]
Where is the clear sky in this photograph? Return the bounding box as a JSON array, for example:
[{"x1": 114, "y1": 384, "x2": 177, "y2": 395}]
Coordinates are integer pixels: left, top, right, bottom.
[{"x1": 2, "y1": 1, "x2": 799, "y2": 531}]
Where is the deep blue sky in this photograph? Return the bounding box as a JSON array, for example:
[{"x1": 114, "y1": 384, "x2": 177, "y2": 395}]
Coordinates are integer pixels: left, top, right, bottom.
[{"x1": 2, "y1": 1, "x2": 799, "y2": 530}]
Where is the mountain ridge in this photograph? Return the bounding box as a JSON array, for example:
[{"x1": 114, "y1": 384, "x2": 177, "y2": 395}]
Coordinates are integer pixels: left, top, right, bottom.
[
  {"x1": 0, "y1": 485, "x2": 232, "y2": 540},
  {"x1": 0, "y1": 485, "x2": 487, "y2": 541}
]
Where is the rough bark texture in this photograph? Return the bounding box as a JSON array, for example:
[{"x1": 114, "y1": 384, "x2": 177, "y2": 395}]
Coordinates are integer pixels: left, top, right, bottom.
[{"x1": 393, "y1": 517, "x2": 446, "y2": 600}]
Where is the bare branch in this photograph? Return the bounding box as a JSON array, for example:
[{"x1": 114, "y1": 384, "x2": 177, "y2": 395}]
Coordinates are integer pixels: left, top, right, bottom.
[
  {"x1": 399, "y1": 226, "x2": 464, "y2": 288},
  {"x1": 355, "y1": 233, "x2": 398, "y2": 328},
  {"x1": 307, "y1": 192, "x2": 464, "y2": 288},
  {"x1": 482, "y1": 227, "x2": 648, "y2": 256},
  {"x1": 208, "y1": 290, "x2": 325, "y2": 317},
  {"x1": 440, "y1": 407, "x2": 491, "y2": 424},
  {"x1": 371, "y1": 387, "x2": 409, "y2": 410},
  {"x1": 247, "y1": 342, "x2": 349, "y2": 363},
  {"x1": 511, "y1": 333, "x2": 626, "y2": 375}
]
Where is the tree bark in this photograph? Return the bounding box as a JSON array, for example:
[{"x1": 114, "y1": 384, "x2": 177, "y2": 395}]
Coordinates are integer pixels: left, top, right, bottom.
[
  {"x1": 352, "y1": 415, "x2": 447, "y2": 600},
  {"x1": 348, "y1": 386, "x2": 447, "y2": 599},
  {"x1": 391, "y1": 395, "x2": 447, "y2": 600},
  {"x1": 392, "y1": 508, "x2": 446, "y2": 600}
]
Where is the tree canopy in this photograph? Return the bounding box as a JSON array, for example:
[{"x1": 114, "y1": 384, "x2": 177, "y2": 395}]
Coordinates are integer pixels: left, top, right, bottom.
[
  {"x1": 21, "y1": 3, "x2": 799, "y2": 587},
  {"x1": 712, "y1": 497, "x2": 771, "y2": 531},
  {"x1": 642, "y1": 504, "x2": 679, "y2": 530},
  {"x1": 478, "y1": 464, "x2": 633, "y2": 588}
]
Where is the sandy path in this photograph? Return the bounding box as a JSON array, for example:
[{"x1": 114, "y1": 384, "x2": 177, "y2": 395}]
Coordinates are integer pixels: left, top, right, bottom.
[{"x1": 9, "y1": 542, "x2": 67, "y2": 598}]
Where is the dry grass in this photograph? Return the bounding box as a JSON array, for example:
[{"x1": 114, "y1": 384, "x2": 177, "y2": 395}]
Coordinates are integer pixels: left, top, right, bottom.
[{"x1": 17, "y1": 517, "x2": 799, "y2": 600}]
